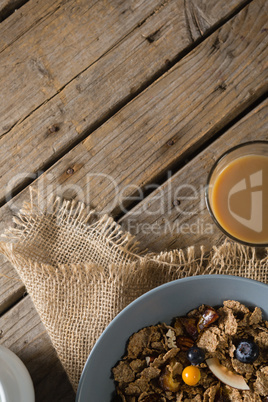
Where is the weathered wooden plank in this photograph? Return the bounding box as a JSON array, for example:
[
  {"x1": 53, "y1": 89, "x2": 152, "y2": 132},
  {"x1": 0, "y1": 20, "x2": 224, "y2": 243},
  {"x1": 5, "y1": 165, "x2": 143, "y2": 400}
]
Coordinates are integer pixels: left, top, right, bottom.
[
  {"x1": 0, "y1": 295, "x2": 75, "y2": 401},
  {"x1": 0, "y1": 256, "x2": 23, "y2": 315},
  {"x1": 0, "y1": 0, "x2": 164, "y2": 135},
  {"x1": 4, "y1": 0, "x2": 266, "y2": 216},
  {"x1": 0, "y1": 100, "x2": 266, "y2": 402},
  {"x1": 120, "y1": 100, "x2": 268, "y2": 253},
  {"x1": 1, "y1": 1, "x2": 265, "y2": 398},
  {"x1": 0, "y1": 0, "x2": 29, "y2": 22},
  {"x1": 0, "y1": 0, "x2": 267, "y2": 311},
  {"x1": 0, "y1": 0, "x2": 251, "y2": 204},
  {"x1": 0, "y1": 0, "x2": 64, "y2": 51}
]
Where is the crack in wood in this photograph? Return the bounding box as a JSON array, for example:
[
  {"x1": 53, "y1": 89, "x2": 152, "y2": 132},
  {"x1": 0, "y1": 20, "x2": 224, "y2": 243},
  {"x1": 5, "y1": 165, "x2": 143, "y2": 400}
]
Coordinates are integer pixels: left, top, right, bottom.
[
  {"x1": 0, "y1": 2, "x2": 174, "y2": 140},
  {"x1": 137, "y1": 0, "x2": 171, "y2": 28},
  {"x1": 184, "y1": 0, "x2": 195, "y2": 42},
  {"x1": 2, "y1": 0, "x2": 253, "y2": 142},
  {"x1": 0, "y1": 0, "x2": 260, "y2": 208},
  {"x1": 115, "y1": 90, "x2": 268, "y2": 222},
  {"x1": 0, "y1": 0, "x2": 65, "y2": 55}
]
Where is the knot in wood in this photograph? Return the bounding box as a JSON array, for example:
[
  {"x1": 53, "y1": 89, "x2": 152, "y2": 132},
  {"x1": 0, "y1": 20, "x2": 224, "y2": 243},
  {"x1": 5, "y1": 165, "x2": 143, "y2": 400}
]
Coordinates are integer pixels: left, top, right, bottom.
[
  {"x1": 173, "y1": 199, "x2": 181, "y2": 207},
  {"x1": 66, "y1": 167, "x2": 74, "y2": 175},
  {"x1": 48, "y1": 124, "x2": 60, "y2": 134},
  {"x1": 167, "y1": 139, "x2": 175, "y2": 146}
]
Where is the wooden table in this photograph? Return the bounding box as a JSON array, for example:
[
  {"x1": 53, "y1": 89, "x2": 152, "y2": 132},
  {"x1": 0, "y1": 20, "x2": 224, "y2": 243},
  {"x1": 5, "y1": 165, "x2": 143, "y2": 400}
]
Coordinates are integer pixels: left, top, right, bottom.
[{"x1": 0, "y1": 0, "x2": 267, "y2": 400}]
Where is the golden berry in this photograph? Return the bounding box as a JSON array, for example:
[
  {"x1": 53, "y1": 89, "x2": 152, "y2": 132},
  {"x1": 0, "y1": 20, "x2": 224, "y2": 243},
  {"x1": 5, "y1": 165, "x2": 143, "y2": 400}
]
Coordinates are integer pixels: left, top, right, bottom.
[{"x1": 182, "y1": 365, "x2": 201, "y2": 386}]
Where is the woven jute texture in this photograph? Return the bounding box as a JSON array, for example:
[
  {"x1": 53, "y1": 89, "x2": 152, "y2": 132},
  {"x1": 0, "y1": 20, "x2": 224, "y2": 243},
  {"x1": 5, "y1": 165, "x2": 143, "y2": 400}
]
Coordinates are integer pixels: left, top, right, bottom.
[{"x1": 0, "y1": 189, "x2": 267, "y2": 390}]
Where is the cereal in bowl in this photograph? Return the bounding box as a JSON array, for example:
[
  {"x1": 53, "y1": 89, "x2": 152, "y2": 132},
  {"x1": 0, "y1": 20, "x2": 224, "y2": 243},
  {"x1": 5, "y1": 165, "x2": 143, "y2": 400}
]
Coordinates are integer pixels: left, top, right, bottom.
[{"x1": 112, "y1": 300, "x2": 268, "y2": 401}]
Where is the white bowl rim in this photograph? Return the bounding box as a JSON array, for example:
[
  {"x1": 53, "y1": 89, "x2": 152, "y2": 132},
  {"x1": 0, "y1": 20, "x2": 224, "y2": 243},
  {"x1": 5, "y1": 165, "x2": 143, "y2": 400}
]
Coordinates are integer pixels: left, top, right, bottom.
[{"x1": 0, "y1": 345, "x2": 35, "y2": 402}]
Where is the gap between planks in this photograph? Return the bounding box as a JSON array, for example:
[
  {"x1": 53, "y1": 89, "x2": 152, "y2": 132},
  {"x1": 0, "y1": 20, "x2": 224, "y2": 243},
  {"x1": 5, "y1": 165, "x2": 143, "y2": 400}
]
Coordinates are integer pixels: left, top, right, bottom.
[
  {"x1": 0, "y1": 0, "x2": 29, "y2": 23},
  {"x1": 0, "y1": 0, "x2": 254, "y2": 207},
  {"x1": 0, "y1": 295, "x2": 75, "y2": 401},
  {"x1": 115, "y1": 91, "x2": 268, "y2": 221},
  {"x1": 0, "y1": 99, "x2": 267, "y2": 402},
  {"x1": 1, "y1": 92, "x2": 266, "y2": 317},
  {"x1": 119, "y1": 99, "x2": 268, "y2": 254},
  {"x1": 0, "y1": 0, "x2": 267, "y2": 314}
]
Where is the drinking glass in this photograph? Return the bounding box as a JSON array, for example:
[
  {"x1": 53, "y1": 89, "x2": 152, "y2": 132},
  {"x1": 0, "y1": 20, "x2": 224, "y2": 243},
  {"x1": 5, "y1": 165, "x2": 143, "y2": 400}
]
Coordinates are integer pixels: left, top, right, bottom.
[{"x1": 205, "y1": 141, "x2": 268, "y2": 247}]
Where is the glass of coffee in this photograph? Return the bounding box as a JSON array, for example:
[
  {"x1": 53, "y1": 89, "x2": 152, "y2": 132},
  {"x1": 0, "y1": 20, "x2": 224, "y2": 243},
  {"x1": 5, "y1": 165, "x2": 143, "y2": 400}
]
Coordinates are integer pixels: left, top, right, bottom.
[{"x1": 205, "y1": 141, "x2": 268, "y2": 247}]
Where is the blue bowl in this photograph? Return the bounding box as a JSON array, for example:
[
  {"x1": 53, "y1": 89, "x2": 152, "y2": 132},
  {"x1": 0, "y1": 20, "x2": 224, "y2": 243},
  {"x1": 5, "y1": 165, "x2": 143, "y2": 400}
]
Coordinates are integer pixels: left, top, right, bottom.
[{"x1": 76, "y1": 275, "x2": 268, "y2": 401}]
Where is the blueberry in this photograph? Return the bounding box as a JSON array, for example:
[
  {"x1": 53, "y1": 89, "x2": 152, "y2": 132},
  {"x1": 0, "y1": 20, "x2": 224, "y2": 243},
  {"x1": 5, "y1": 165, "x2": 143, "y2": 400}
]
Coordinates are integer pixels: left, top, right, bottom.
[
  {"x1": 235, "y1": 339, "x2": 259, "y2": 363},
  {"x1": 187, "y1": 346, "x2": 205, "y2": 365}
]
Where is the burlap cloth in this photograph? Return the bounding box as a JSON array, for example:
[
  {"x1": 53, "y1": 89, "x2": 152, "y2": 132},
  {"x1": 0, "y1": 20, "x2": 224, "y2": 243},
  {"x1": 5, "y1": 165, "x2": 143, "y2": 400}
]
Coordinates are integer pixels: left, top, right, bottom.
[{"x1": 0, "y1": 189, "x2": 267, "y2": 391}]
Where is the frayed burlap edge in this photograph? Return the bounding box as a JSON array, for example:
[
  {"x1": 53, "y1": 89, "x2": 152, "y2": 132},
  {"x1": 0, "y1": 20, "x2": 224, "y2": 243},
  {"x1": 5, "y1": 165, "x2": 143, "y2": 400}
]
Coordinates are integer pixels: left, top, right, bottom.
[{"x1": 0, "y1": 188, "x2": 267, "y2": 390}]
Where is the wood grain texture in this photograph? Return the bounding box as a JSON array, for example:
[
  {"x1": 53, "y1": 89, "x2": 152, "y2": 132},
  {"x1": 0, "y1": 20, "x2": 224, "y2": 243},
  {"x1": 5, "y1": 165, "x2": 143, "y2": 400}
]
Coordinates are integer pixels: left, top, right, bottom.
[
  {"x1": 0, "y1": 0, "x2": 267, "y2": 310},
  {"x1": 0, "y1": 0, "x2": 251, "y2": 204},
  {"x1": 0, "y1": 100, "x2": 267, "y2": 402},
  {"x1": 0, "y1": 0, "x2": 164, "y2": 136},
  {"x1": 119, "y1": 99, "x2": 268, "y2": 253},
  {"x1": 0, "y1": 295, "x2": 75, "y2": 401},
  {"x1": 0, "y1": 0, "x2": 64, "y2": 52},
  {"x1": 0, "y1": 2, "x2": 267, "y2": 398},
  {"x1": 0, "y1": 0, "x2": 29, "y2": 22},
  {"x1": 0, "y1": 257, "x2": 23, "y2": 314}
]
